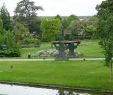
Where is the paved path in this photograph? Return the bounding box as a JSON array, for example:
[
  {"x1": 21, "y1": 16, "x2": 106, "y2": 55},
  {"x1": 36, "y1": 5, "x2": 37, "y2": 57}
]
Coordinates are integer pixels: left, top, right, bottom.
[{"x1": 0, "y1": 58, "x2": 105, "y2": 61}]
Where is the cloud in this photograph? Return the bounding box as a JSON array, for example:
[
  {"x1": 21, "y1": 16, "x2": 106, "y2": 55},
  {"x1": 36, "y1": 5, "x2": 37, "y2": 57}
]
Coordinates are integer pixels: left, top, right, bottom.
[{"x1": 0, "y1": 0, "x2": 104, "y2": 16}]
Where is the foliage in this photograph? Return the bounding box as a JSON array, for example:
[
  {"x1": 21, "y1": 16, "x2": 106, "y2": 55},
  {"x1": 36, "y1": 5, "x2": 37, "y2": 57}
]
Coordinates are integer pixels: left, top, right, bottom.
[
  {"x1": 84, "y1": 16, "x2": 98, "y2": 39},
  {"x1": 0, "y1": 17, "x2": 20, "y2": 57},
  {"x1": 14, "y1": 0, "x2": 43, "y2": 17},
  {"x1": 0, "y1": 31, "x2": 20, "y2": 57},
  {"x1": 14, "y1": 0, "x2": 43, "y2": 37},
  {"x1": 84, "y1": 25, "x2": 96, "y2": 39},
  {"x1": 67, "y1": 14, "x2": 79, "y2": 23},
  {"x1": 67, "y1": 20, "x2": 84, "y2": 40},
  {"x1": 0, "y1": 49, "x2": 20, "y2": 57},
  {"x1": 13, "y1": 22, "x2": 30, "y2": 43},
  {"x1": 55, "y1": 14, "x2": 62, "y2": 21},
  {"x1": 13, "y1": 22, "x2": 39, "y2": 46},
  {"x1": 62, "y1": 15, "x2": 79, "y2": 31},
  {"x1": 0, "y1": 18, "x2": 3, "y2": 34},
  {"x1": 41, "y1": 18, "x2": 62, "y2": 41},
  {"x1": 96, "y1": 0, "x2": 113, "y2": 80},
  {"x1": 0, "y1": 4, "x2": 12, "y2": 31}
]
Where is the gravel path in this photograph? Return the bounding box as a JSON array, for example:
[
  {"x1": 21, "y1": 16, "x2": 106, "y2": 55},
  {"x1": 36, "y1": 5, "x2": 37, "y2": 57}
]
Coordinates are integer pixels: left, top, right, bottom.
[{"x1": 0, "y1": 58, "x2": 105, "y2": 61}]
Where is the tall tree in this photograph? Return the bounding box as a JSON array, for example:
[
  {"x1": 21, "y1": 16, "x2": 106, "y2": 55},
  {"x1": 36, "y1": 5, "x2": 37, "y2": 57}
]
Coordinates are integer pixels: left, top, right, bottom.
[
  {"x1": 41, "y1": 18, "x2": 61, "y2": 42},
  {"x1": 96, "y1": 0, "x2": 113, "y2": 80},
  {"x1": 0, "y1": 4, "x2": 12, "y2": 31},
  {"x1": 14, "y1": 0, "x2": 43, "y2": 36},
  {"x1": 0, "y1": 18, "x2": 3, "y2": 33}
]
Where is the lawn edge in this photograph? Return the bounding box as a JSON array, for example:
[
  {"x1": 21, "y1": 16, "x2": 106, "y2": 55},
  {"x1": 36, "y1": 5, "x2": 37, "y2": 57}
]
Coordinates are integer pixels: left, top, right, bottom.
[{"x1": 0, "y1": 81, "x2": 113, "y2": 94}]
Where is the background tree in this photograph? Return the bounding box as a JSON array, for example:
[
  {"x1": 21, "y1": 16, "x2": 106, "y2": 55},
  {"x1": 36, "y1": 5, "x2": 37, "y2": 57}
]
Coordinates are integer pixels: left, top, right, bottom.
[
  {"x1": 96, "y1": 0, "x2": 113, "y2": 80},
  {"x1": 0, "y1": 18, "x2": 3, "y2": 34},
  {"x1": 0, "y1": 4, "x2": 12, "y2": 31},
  {"x1": 14, "y1": 0, "x2": 43, "y2": 37},
  {"x1": 13, "y1": 22, "x2": 38, "y2": 46},
  {"x1": 67, "y1": 20, "x2": 84, "y2": 40},
  {"x1": 41, "y1": 18, "x2": 62, "y2": 42},
  {"x1": 0, "y1": 18, "x2": 4, "y2": 46},
  {"x1": 0, "y1": 17, "x2": 20, "y2": 57},
  {"x1": 67, "y1": 14, "x2": 79, "y2": 24},
  {"x1": 55, "y1": 14, "x2": 62, "y2": 21},
  {"x1": 84, "y1": 16, "x2": 98, "y2": 39}
]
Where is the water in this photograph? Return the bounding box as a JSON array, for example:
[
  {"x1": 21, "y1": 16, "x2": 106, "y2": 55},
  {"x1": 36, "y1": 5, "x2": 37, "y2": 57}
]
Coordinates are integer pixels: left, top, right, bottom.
[{"x1": 0, "y1": 84, "x2": 112, "y2": 95}]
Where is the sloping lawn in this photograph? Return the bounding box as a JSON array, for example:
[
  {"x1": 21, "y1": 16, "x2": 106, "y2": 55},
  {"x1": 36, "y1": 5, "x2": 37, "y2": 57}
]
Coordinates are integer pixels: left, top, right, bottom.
[
  {"x1": 0, "y1": 60, "x2": 112, "y2": 90},
  {"x1": 76, "y1": 40, "x2": 104, "y2": 58},
  {"x1": 20, "y1": 40, "x2": 104, "y2": 58}
]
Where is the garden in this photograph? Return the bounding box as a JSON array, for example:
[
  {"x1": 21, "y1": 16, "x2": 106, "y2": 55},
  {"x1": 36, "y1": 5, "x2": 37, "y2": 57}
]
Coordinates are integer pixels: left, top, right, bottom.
[{"x1": 0, "y1": 0, "x2": 113, "y2": 94}]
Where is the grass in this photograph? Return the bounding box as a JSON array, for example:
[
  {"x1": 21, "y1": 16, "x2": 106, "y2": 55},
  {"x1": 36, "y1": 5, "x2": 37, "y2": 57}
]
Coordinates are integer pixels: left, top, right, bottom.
[
  {"x1": 20, "y1": 42, "x2": 53, "y2": 58},
  {"x1": 0, "y1": 60, "x2": 113, "y2": 90},
  {"x1": 76, "y1": 40, "x2": 104, "y2": 58},
  {"x1": 20, "y1": 40, "x2": 104, "y2": 58}
]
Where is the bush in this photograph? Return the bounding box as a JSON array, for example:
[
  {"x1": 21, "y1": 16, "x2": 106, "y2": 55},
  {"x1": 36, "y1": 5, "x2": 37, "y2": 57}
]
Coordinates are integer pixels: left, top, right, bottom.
[{"x1": 0, "y1": 49, "x2": 20, "y2": 57}]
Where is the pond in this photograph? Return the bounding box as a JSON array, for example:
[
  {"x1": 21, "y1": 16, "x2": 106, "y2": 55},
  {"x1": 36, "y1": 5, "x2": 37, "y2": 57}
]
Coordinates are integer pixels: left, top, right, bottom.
[{"x1": 0, "y1": 83, "x2": 112, "y2": 95}]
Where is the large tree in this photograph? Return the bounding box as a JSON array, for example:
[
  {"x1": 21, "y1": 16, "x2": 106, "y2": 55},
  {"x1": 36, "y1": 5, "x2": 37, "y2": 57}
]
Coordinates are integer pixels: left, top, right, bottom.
[
  {"x1": 96, "y1": 0, "x2": 113, "y2": 80},
  {"x1": 0, "y1": 4, "x2": 12, "y2": 31},
  {"x1": 14, "y1": 0, "x2": 43, "y2": 36}
]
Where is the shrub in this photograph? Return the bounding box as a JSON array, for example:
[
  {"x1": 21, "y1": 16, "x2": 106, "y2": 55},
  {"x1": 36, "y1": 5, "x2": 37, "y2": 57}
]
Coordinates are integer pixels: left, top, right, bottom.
[{"x1": 0, "y1": 49, "x2": 20, "y2": 57}]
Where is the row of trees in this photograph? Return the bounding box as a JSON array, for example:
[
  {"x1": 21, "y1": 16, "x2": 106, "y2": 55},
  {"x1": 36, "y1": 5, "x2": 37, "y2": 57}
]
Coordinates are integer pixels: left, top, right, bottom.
[
  {"x1": 0, "y1": 0, "x2": 99, "y2": 48},
  {"x1": 0, "y1": 0, "x2": 44, "y2": 56},
  {"x1": 41, "y1": 15, "x2": 98, "y2": 42},
  {"x1": 0, "y1": 5, "x2": 20, "y2": 57}
]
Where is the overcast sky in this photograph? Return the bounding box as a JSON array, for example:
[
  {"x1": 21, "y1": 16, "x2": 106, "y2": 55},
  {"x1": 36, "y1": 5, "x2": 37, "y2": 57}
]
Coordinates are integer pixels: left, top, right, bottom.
[{"x1": 0, "y1": 0, "x2": 104, "y2": 16}]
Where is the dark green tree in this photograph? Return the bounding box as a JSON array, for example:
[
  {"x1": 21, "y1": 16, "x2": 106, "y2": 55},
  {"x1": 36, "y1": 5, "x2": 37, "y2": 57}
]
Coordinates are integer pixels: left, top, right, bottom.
[
  {"x1": 0, "y1": 18, "x2": 3, "y2": 34},
  {"x1": 55, "y1": 14, "x2": 62, "y2": 21},
  {"x1": 0, "y1": 4, "x2": 12, "y2": 31},
  {"x1": 67, "y1": 14, "x2": 79, "y2": 24},
  {"x1": 14, "y1": 0, "x2": 43, "y2": 36},
  {"x1": 96, "y1": 0, "x2": 113, "y2": 80}
]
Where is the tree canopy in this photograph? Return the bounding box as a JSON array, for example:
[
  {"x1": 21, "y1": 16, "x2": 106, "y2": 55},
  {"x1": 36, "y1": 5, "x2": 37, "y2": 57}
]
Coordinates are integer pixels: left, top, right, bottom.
[
  {"x1": 96, "y1": 0, "x2": 113, "y2": 79},
  {"x1": 41, "y1": 18, "x2": 62, "y2": 41},
  {"x1": 14, "y1": 0, "x2": 43, "y2": 37},
  {"x1": 0, "y1": 4, "x2": 12, "y2": 31}
]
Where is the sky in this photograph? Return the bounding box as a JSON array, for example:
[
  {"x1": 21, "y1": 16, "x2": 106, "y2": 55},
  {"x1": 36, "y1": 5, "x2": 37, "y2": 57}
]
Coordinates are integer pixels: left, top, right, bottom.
[{"x1": 0, "y1": 0, "x2": 104, "y2": 16}]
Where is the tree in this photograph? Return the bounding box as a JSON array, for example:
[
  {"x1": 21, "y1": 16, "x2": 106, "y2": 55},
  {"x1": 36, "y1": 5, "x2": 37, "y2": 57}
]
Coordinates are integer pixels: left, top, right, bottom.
[
  {"x1": 67, "y1": 14, "x2": 79, "y2": 24},
  {"x1": 0, "y1": 18, "x2": 4, "y2": 45},
  {"x1": 67, "y1": 20, "x2": 84, "y2": 40},
  {"x1": 13, "y1": 22, "x2": 38, "y2": 46},
  {"x1": 55, "y1": 14, "x2": 62, "y2": 21},
  {"x1": 14, "y1": 0, "x2": 43, "y2": 36},
  {"x1": 84, "y1": 24, "x2": 96, "y2": 39},
  {"x1": 0, "y1": 18, "x2": 3, "y2": 34},
  {"x1": 0, "y1": 4, "x2": 12, "y2": 31},
  {"x1": 96, "y1": 0, "x2": 113, "y2": 80},
  {"x1": 14, "y1": 0, "x2": 43, "y2": 18},
  {"x1": 41, "y1": 18, "x2": 62, "y2": 42},
  {"x1": 13, "y1": 22, "x2": 29, "y2": 44},
  {"x1": 62, "y1": 15, "x2": 79, "y2": 31}
]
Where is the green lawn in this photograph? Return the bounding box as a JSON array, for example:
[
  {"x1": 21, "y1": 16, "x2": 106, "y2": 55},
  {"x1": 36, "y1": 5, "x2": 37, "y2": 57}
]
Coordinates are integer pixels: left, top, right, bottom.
[
  {"x1": 20, "y1": 42, "x2": 53, "y2": 58},
  {"x1": 0, "y1": 60, "x2": 113, "y2": 90},
  {"x1": 76, "y1": 40, "x2": 104, "y2": 58},
  {"x1": 20, "y1": 40, "x2": 104, "y2": 58}
]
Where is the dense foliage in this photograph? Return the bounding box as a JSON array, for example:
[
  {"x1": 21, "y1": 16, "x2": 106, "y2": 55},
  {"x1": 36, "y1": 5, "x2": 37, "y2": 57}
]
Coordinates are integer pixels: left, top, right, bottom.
[
  {"x1": 41, "y1": 18, "x2": 62, "y2": 41},
  {"x1": 0, "y1": 4, "x2": 12, "y2": 31},
  {"x1": 96, "y1": 0, "x2": 113, "y2": 79},
  {"x1": 0, "y1": 6, "x2": 20, "y2": 57},
  {"x1": 14, "y1": 0, "x2": 43, "y2": 37}
]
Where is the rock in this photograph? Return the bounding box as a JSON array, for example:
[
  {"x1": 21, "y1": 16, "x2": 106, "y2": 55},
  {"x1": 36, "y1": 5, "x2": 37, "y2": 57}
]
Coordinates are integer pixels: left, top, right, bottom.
[{"x1": 37, "y1": 50, "x2": 59, "y2": 57}]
